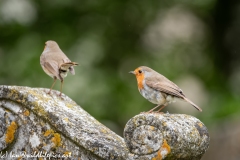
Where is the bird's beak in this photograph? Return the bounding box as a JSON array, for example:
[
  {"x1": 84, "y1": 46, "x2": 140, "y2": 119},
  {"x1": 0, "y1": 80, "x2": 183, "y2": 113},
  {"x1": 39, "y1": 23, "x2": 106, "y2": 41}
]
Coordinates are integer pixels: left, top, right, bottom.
[
  {"x1": 43, "y1": 45, "x2": 46, "y2": 51},
  {"x1": 129, "y1": 71, "x2": 135, "y2": 75}
]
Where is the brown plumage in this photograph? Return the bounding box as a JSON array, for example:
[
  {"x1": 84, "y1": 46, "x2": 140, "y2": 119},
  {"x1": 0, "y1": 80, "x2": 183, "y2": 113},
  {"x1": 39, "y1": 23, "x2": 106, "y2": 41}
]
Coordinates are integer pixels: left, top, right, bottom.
[
  {"x1": 40, "y1": 40, "x2": 78, "y2": 96},
  {"x1": 129, "y1": 66, "x2": 202, "y2": 112}
]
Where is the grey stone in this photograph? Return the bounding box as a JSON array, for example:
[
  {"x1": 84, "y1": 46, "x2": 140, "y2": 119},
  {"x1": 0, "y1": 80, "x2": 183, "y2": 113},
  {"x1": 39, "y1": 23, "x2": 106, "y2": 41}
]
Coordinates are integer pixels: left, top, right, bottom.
[{"x1": 0, "y1": 86, "x2": 209, "y2": 160}]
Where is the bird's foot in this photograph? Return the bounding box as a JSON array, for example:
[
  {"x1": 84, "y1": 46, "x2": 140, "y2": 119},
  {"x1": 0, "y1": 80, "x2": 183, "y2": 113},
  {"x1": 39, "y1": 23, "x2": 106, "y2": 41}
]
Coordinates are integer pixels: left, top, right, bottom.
[
  {"x1": 156, "y1": 111, "x2": 164, "y2": 114},
  {"x1": 47, "y1": 90, "x2": 51, "y2": 95},
  {"x1": 58, "y1": 92, "x2": 65, "y2": 100}
]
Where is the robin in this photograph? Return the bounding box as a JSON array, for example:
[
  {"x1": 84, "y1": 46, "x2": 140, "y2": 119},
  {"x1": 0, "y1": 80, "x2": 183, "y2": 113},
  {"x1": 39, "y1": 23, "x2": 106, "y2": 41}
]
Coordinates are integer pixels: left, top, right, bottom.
[
  {"x1": 129, "y1": 66, "x2": 202, "y2": 112},
  {"x1": 40, "y1": 40, "x2": 78, "y2": 96}
]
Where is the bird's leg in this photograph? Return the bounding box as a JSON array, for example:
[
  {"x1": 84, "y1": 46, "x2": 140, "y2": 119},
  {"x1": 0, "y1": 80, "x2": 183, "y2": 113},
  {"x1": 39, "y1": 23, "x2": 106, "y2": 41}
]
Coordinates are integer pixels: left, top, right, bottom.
[
  {"x1": 147, "y1": 104, "x2": 161, "y2": 113},
  {"x1": 156, "y1": 105, "x2": 166, "y2": 113},
  {"x1": 59, "y1": 79, "x2": 64, "y2": 96},
  {"x1": 48, "y1": 77, "x2": 57, "y2": 95}
]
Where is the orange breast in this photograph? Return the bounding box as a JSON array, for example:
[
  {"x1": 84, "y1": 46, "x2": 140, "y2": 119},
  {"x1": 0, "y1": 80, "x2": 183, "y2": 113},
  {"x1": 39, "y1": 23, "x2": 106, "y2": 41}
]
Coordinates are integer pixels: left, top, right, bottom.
[{"x1": 136, "y1": 73, "x2": 144, "y2": 90}]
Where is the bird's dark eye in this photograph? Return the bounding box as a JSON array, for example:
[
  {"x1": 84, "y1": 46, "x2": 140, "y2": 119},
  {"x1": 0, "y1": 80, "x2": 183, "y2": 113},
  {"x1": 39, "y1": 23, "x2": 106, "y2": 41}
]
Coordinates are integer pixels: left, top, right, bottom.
[{"x1": 138, "y1": 70, "x2": 142, "y2": 74}]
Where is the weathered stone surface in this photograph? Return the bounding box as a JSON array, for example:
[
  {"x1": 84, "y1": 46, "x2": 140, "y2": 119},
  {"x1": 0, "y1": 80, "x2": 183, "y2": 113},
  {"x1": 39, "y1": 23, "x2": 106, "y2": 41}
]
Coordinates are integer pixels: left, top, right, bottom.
[
  {"x1": 0, "y1": 85, "x2": 210, "y2": 160},
  {"x1": 124, "y1": 113, "x2": 210, "y2": 160},
  {"x1": 0, "y1": 85, "x2": 128, "y2": 160}
]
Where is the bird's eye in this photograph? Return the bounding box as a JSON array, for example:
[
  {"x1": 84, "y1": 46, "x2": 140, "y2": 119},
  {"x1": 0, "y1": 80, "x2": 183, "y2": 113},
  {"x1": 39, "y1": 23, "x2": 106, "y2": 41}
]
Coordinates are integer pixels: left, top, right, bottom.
[{"x1": 138, "y1": 70, "x2": 142, "y2": 74}]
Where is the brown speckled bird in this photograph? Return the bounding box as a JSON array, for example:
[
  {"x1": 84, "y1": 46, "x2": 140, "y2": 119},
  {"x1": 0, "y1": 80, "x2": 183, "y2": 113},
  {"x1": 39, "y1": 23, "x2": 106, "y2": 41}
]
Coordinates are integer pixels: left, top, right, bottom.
[
  {"x1": 40, "y1": 40, "x2": 78, "y2": 96},
  {"x1": 129, "y1": 66, "x2": 202, "y2": 112}
]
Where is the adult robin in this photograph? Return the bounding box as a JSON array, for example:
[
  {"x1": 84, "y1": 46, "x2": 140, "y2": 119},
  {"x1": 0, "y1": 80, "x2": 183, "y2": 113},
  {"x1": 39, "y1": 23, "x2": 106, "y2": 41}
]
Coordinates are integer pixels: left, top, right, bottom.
[
  {"x1": 40, "y1": 40, "x2": 78, "y2": 96},
  {"x1": 129, "y1": 66, "x2": 202, "y2": 112}
]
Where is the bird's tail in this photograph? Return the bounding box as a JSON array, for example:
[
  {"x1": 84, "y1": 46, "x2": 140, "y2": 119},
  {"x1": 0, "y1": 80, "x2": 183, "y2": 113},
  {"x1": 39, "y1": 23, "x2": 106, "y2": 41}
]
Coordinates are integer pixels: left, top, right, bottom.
[
  {"x1": 183, "y1": 97, "x2": 202, "y2": 112},
  {"x1": 60, "y1": 62, "x2": 79, "y2": 75},
  {"x1": 61, "y1": 62, "x2": 79, "y2": 67}
]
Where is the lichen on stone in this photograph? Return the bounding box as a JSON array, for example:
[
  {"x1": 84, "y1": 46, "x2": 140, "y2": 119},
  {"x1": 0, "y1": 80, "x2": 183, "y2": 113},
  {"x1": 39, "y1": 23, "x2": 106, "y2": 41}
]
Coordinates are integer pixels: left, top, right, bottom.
[
  {"x1": 51, "y1": 133, "x2": 62, "y2": 147},
  {"x1": 5, "y1": 121, "x2": 18, "y2": 144}
]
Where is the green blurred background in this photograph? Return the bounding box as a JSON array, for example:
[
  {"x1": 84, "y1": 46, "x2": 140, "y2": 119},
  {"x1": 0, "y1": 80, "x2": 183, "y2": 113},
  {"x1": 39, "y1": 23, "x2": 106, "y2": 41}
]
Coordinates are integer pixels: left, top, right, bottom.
[{"x1": 1, "y1": 0, "x2": 240, "y2": 159}]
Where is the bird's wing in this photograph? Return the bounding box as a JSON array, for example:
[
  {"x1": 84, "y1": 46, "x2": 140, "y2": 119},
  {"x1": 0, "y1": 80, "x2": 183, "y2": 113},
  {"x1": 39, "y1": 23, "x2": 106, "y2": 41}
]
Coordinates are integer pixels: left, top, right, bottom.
[
  {"x1": 145, "y1": 73, "x2": 202, "y2": 112},
  {"x1": 62, "y1": 58, "x2": 70, "y2": 63},
  {"x1": 43, "y1": 61, "x2": 59, "y2": 77},
  {"x1": 145, "y1": 75, "x2": 185, "y2": 99}
]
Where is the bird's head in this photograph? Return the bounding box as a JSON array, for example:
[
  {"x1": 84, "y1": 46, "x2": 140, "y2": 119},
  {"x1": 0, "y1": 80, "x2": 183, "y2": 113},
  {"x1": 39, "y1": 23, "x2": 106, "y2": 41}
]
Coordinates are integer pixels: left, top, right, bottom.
[
  {"x1": 43, "y1": 40, "x2": 59, "y2": 52},
  {"x1": 129, "y1": 66, "x2": 153, "y2": 77},
  {"x1": 129, "y1": 66, "x2": 153, "y2": 89}
]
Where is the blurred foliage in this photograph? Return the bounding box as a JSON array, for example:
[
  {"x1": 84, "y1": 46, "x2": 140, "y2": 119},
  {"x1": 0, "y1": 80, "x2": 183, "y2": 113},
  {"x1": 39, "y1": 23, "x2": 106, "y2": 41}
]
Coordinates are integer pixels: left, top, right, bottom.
[{"x1": 1, "y1": 0, "x2": 240, "y2": 159}]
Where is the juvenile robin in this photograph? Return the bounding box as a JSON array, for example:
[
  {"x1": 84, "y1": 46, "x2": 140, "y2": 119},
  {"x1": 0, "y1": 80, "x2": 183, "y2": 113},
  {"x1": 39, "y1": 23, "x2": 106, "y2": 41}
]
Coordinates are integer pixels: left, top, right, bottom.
[
  {"x1": 129, "y1": 66, "x2": 202, "y2": 112},
  {"x1": 40, "y1": 40, "x2": 78, "y2": 96}
]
